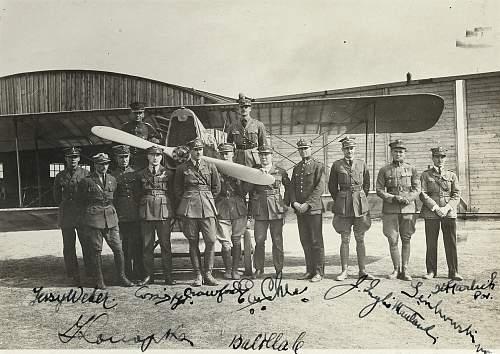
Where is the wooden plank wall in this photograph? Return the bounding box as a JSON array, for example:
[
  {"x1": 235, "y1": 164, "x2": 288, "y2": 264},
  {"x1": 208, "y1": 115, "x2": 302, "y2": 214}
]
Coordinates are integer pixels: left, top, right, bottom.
[
  {"x1": 0, "y1": 71, "x2": 212, "y2": 115},
  {"x1": 466, "y1": 76, "x2": 500, "y2": 213}
]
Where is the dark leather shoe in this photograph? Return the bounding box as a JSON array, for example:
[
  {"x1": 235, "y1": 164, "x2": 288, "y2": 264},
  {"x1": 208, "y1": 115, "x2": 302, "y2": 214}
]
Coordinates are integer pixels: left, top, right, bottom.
[
  {"x1": 398, "y1": 272, "x2": 412, "y2": 281},
  {"x1": 310, "y1": 274, "x2": 323, "y2": 283},
  {"x1": 451, "y1": 273, "x2": 463, "y2": 281},
  {"x1": 298, "y1": 272, "x2": 313, "y2": 280},
  {"x1": 423, "y1": 272, "x2": 435, "y2": 280},
  {"x1": 359, "y1": 272, "x2": 375, "y2": 280},
  {"x1": 120, "y1": 277, "x2": 134, "y2": 287}
]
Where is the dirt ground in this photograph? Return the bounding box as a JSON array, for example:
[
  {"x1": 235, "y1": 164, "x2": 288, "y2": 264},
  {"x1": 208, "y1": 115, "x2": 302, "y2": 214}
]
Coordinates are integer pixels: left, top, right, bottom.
[{"x1": 0, "y1": 218, "x2": 499, "y2": 352}]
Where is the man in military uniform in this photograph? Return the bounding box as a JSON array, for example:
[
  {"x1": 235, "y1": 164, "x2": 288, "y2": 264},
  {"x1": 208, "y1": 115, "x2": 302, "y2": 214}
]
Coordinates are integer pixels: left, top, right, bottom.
[
  {"x1": 247, "y1": 145, "x2": 290, "y2": 278},
  {"x1": 329, "y1": 137, "x2": 373, "y2": 281},
  {"x1": 226, "y1": 93, "x2": 267, "y2": 167},
  {"x1": 420, "y1": 147, "x2": 463, "y2": 281},
  {"x1": 53, "y1": 146, "x2": 91, "y2": 285},
  {"x1": 376, "y1": 139, "x2": 420, "y2": 281},
  {"x1": 121, "y1": 101, "x2": 162, "y2": 168},
  {"x1": 109, "y1": 145, "x2": 142, "y2": 281},
  {"x1": 76, "y1": 153, "x2": 133, "y2": 289},
  {"x1": 136, "y1": 145, "x2": 176, "y2": 286},
  {"x1": 174, "y1": 138, "x2": 221, "y2": 286},
  {"x1": 215, "y1": 143, "x2": 248, "y2": 280},
  {"x1": 288, "y1": 139, "x2": 326, "y2": 282}
]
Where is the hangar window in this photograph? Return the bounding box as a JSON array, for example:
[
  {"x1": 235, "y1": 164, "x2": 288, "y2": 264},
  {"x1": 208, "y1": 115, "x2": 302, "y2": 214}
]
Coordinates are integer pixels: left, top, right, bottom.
[
  {"x1": 0, "y1": 163, "x2": 3, "y2": 179},
  {"x1": 49, "y1": 163, "x2": 65, "y2": 178}
]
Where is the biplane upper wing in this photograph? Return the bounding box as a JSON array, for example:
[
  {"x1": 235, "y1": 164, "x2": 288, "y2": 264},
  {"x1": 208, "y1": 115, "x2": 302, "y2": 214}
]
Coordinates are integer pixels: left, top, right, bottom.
[{"x1": 0, "y1": 93, "x2": 443, "y2": 151}]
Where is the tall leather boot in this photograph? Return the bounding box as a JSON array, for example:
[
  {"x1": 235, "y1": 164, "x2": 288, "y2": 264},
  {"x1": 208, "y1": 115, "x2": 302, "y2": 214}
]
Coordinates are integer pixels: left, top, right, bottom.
[
  {"x1": 189, "y1": 242, "x2": 203, "y2": 287},
  {"x1": 222, "y1": 246, "x2": 232, "y2": 280},
  {"x1": 94, "y1": 255, "x2": 106, "y2": 290},
  {"x1": 114, "y1": 252, "x2": 134, "y2": 287},
  {"x1": 388, "y1": 241, "x2": 400, "y2": 279},
  {"x1": 203, "y1": 245, "x2": 218, "y2": 286},
  {"x1": 399, "y1": 241, "x2": 412, "y2": 281},
  {"x1": 355, "y1": 236, "x2": 374, "y2": 280},
  {"x1": 231, "y1": 239, "x2": 242, "y2": 280}
]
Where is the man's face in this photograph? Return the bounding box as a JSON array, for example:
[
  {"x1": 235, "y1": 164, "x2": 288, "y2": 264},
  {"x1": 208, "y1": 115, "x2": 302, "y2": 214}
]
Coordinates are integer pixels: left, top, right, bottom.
[
  {"x1": 132, "y1": 111, "x2": 144, "y2": 122},
  {"x1": 116, "y1": 155, "x2": 130, "y2": 169},
  {"x1": 220, "y1": 151, "x2": 234, "y2": 161},
  {"x1": 342, "y1": 146, "x2": 355, "y2": 160},
  {"x1": 391, "y1": 148, "x2": 406, "y2": 162},
  {"x1": 65, "y1": 155, "x2": 80, "y2": 169},
  {"x1": 191, "y1": 147, "x2": 203, "y2": 161},
  {"x1": 259, "y1": 153, "x2": 272, "y2": 166},
  {"x1": 147, "y1": 153, "x2": 163, "y2": 166},
  {"x1": 239, "y1": 105, "x2": 251, "y2": 118},
  {"x1": 432, "y1": 155, "x2": 446, "y2": 169},
  {"x1": 95, "y1": 163, "x2": 109, "y2": 174},
  {"x1": 298, "y1": 147, "x2": 312, "y2": 159}
]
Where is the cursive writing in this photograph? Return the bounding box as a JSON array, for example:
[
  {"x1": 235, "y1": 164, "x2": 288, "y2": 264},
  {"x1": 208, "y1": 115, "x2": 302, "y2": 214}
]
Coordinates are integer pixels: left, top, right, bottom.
[
  {"x1": 30, "y1": 286, "x2": 117, "y2": 312},
  {"x1": 402, "y1": 281, "x2": 491, "y2": 354},
  {"x1": 229, "y1": 331, "x2": 306, "y2": 354},
  {"x1": 324, "y1": 276, "x2": 438, "y2": 344},
  {"x1": 431, "y1": 272, "x2": 496, "y2": 301},
  {"x1": 58, "y1": 312, "x2": 194, "y2": 352}
]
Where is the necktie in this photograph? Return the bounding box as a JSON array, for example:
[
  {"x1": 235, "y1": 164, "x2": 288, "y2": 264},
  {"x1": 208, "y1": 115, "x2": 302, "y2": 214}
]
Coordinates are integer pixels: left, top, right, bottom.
[
  {"x1": 438, "y1": 167, "x2": 442, "y2": 175},
  {"x1": 242, "y1": 119, "x2": 247, "y2": 128},
  {"x1": 196, "y1": 161, "x2": 200, "y2": 170}
]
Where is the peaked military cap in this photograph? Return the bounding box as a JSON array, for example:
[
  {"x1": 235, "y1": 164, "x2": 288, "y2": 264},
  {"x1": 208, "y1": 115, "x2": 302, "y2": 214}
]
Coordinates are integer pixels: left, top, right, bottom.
[
  {"x1": 63, "y1": 146, "x2": 81, "y2": 157},
  {"x1": 93, "y1": 153, "x2": 111, "y2": 164},
  {"x1": 187, "y1": 138, "x2": 204, "y2": 149},
  {"x1": 237, "y1": 93, "x2": 252, "y2": 107},
  {"x1": 218, "y1": 143, "x2": 234, "y2": 153},
  {"x1": 146, "y1": 145, "x2": 163, "y2": 154},
  {"x1": 112, "y1": 144, "x2": 130, "y2": 156},
  {"x1": 129, "y1": 101, "x2": 147, "y2": 112},
  {"x1": 340, "y1": 136, "x2": 356, "y2": 148},
  {"x1": 257, "y1": 144, "x2": 273, "y2": 154},
  {"x1": 389, "y1": 139, "x2": 406, "y2": 150},
  {"x1": 431, "y1": 146, "x2": 447, "y2": 156},
  {"x1": 297, "y1": 138, "x2": 311, "y2": 149}
]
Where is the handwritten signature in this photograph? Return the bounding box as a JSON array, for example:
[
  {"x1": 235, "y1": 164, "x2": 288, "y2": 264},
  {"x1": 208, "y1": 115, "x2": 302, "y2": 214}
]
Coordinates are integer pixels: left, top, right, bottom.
[
  {"x1": 135, "y1": 273, "x2": 309, "y2": 313},
  {"x1": 229, "y1": 331, "x2": 306, "y2": 354},
  {"x1": 431, "y1": 271, "x2": 496, "y2": 300},
  {"x1": 323, "y1": 276, "x2": 438, "y2": 344},
  {"x1": 30, "y1": 286, "x2": 117, "y2": 312},
  {"x1": 58, "y1": 312, "x2": 194, "y2": 352}
]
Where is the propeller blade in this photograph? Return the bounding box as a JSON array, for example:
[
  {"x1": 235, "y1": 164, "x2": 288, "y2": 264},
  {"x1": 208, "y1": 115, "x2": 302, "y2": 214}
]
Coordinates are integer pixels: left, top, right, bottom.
[{"x1": 90, "y1": 126, "x2": 275, "y2": 185}]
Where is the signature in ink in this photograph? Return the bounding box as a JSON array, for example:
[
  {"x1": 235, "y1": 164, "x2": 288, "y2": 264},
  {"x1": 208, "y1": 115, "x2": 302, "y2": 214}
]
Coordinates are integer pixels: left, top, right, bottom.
[
  {"x1": 58, "y1": 312, "x2": 194, "y2": 352},
  {"x1": 30, "y1": 287, "x2": 117, "y2": 312},
  {"x1": 402, "y1": 281, "x2": 491, "y2": 354},
  {"x1": 431, "y1": 271, "x2": 496, "y2": 301},
  {"x1": 229, "y1": 331, "x2": 306, "y2": 354},
  {"x1": 324, "y1": 276, "x2": 438, "y2": 344}
]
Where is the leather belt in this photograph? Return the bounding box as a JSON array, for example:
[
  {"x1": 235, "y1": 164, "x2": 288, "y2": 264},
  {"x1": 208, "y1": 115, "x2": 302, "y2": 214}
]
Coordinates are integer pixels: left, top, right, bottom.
[
  {"x1": 235, "y1": 144, "x2": 257, "y2": 150},
  {"x1": 186, "y1": 186, "x2": 211, "y2": 191},
  {"x1": 387, "y1": 187, "x2": 412, "y2": 193},
  {"x1": 257, "y1": 190, "x2": 278, "y2": 196},
  {"x1": 145, "y1": 190, "x2": 167, "y2": 196},
  {"x1": 340, "y1": 186, "x2": 362, "y2": 192},
  {"x1": 90, "y1": 201, "x2": 113, "y2": 207}
]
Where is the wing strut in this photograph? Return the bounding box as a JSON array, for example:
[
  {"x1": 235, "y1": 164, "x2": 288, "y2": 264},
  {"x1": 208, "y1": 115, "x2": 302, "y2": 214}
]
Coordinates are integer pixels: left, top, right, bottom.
[
  {"x1": 372, "y1": 103, "x2": 377, "y2": 191},
  {"x1": 14, "y1": 120, "x2": 22, "y2": 207}
]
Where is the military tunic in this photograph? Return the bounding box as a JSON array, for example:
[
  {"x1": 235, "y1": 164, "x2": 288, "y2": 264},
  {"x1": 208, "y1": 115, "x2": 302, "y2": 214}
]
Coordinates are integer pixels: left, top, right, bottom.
[
  {"x1": 328, "y1": 158, "x2": 371, "y2": 235},
  {"x1": 76, "y1": 172, "x2": 124, "y2": 262},
  {"x1": 216, "y1": 174, "x2": 248, "y2": 243},
  {"x1": 110, "y1": 166, "x2": 141, "y2": 279},
  {"x1": 174, "y1": 159, "x2": 221, "y2": 273},
  {"x1": 121, "y1": 120, "x2": 162, "y2": 168},
  {"x1": 247, "y1": 164, "x2": 290, "y2": 274},
  {"x1": 288, "y1": 158, "x2": 325, "y2": 276},
  {"x1": 376, "y1": 161, "x2": 420, "y2": 242},
  {"x1": 136, "y1": 165, "x2": 176, "y2": 280},
  {"x1": 420, "y1": 167, "x2": 461, "y2": 276},
  {"x1": 53, "y1": 166, "x2": 91, "y2": 277},
  {"x1": 226, "y1": 117, "x2": 267, "y2": 167}
]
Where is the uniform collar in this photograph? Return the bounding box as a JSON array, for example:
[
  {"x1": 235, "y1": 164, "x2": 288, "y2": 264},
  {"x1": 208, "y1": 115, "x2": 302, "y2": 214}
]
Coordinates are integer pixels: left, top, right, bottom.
[
  {"x1": 261, "y1": 164, "x2": 273, "y2": 173},
  {"x1": 392, "y1": 160, "x2": 404, "y2": 167}
]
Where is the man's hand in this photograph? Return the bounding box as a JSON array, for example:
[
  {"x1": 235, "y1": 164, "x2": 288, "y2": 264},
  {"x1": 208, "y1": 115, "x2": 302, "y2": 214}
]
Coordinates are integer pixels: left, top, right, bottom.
[
  {"x1": 400, "y1": 197, "x2": 410, "y2": 205},
  {"x1": 433, "y1": 206, "x2": 446, "y2": 218}
]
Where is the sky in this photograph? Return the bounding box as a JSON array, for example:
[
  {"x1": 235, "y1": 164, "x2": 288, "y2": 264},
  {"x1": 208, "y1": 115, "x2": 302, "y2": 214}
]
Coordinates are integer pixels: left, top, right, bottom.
[{"x1": 0, "y1": 0, "x2": 499, "y2": 98}]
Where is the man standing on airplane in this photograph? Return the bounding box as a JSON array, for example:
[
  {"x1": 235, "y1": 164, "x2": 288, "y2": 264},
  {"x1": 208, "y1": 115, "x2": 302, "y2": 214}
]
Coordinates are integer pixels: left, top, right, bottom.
[
  {"x1": 121, "y1": 101, "x2": 162, "y2": 168},
  {"x1": 53, "y1": 146, "x2": 91, "y2": 286},
  {"x1": 226, "y1": 93, "x2": 267, "y2": 167}
]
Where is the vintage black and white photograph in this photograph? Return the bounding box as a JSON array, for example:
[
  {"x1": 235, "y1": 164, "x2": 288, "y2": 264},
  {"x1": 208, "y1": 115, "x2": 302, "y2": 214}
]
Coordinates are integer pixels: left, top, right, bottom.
[{"x1": 0, "y1": 0, "x2": 498, "y2": 353}]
